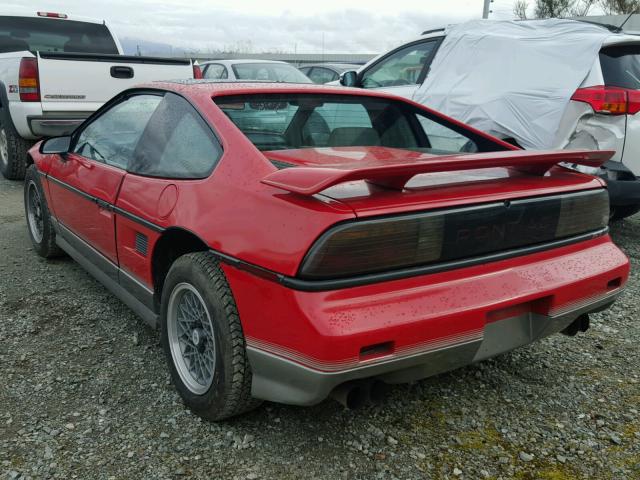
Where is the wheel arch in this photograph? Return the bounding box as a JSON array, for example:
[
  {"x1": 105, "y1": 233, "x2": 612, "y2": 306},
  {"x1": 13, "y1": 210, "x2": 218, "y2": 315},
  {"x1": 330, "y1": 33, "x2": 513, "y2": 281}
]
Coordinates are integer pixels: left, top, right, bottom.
[{"x1": 151, "y1": 227, "x2": 210, "y2": 310}]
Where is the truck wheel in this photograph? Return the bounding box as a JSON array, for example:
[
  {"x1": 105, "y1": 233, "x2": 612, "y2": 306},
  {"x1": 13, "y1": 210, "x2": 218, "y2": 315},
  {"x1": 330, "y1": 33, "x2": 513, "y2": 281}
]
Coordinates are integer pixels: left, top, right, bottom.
[
  {"x1": 24, "y1": 165, "x2": 63, "y2": 258},
  {"x1": 160, "y1": 252, "x2": 261, "y2": 421},
  {"x1": 0, "y1": 106, "x2": 33, "y2": 180}
]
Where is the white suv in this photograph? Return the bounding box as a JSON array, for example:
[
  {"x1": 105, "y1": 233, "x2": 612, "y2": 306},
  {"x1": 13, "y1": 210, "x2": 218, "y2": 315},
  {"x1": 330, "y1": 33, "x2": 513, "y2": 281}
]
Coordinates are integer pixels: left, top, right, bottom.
[{"x1": 340, "y1": 20, "x2": 640, "y2": 219}]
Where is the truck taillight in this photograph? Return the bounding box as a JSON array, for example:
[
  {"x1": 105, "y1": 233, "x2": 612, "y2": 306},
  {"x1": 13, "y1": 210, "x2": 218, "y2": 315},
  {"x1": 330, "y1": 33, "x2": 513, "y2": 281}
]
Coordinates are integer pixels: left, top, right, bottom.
[
  {"x1": 193, "y1": 64, "x2": 203, "y2": 79},
  {"x1": 571, "y1": 85, "x2": 640, "y2": 116},
  {"x1": 19, "y1": 58, "x2": 40, "y2": 102}
]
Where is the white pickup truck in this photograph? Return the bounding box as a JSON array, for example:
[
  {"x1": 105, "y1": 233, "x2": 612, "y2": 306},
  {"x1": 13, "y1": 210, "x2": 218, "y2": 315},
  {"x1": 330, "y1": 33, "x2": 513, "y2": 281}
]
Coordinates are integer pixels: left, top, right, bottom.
[{"x1": 0, "y1": 11, "x2": 198, "y2": 179}]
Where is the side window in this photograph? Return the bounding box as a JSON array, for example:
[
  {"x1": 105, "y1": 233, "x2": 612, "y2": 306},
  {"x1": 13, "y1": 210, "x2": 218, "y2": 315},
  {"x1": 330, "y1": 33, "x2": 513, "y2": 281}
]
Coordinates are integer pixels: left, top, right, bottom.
[
  {"x1": 361, "y1": 41, "x2": 438, "y2": 89},
  {"x1": 203, "y1": 63, "x2": 228, "y2": 80},
  {"x1": 416, "y1": 114, "x2": 478, "y2": 153},
  {"x1": 129, "y1": 93, "x2": 222, "y2": 179},
  {"x1": 308, "y1": 67, "x2": 338, "y2": 84},
  {"x1": 73, "y1": 95, "x2": 162, "y2": 169}
]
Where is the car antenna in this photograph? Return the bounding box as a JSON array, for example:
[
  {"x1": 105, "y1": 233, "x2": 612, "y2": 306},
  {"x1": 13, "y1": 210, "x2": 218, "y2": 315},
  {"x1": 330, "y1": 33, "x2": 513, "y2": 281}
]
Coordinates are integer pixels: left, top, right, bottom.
[{"x1": 618, "y1": 10, "x2": 638, "y2": 32}]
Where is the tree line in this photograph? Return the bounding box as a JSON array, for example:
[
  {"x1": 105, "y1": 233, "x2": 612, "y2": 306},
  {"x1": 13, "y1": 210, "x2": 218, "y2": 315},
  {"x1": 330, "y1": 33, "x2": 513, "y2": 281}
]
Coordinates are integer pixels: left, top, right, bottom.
[{"x1": 513, "y1": 0, "x2": 640, "y2": 19}]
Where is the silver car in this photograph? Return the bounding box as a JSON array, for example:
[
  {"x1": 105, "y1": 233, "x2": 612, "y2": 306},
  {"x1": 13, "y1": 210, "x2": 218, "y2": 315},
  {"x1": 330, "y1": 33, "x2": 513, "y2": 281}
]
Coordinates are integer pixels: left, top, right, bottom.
[{"x1": 199, "y1": 59, "x2": 311, "y2": 83}]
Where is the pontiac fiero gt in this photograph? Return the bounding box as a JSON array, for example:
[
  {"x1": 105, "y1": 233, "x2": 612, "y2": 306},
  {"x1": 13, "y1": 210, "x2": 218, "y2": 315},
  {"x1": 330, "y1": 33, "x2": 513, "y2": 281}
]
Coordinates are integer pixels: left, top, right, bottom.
[{"x1": 24, "y1": 81, "x2": 628, "y2": 420}]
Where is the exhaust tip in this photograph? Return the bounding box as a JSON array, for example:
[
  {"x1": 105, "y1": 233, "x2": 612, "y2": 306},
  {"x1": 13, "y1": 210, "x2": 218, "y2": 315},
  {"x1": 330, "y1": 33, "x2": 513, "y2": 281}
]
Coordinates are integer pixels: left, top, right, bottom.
[
  {"x1": 345, "y1": 385, "x2": 368, "y2": 410},
  {"x1": 369, "y1": 380, "x2": 389, "y2": 404},
  {"x1": 330, "y1": 381, "x2": 369, "y2": 409},
  {"x1": 561, "y1": 314, "x2": 590, "y2": 337}
]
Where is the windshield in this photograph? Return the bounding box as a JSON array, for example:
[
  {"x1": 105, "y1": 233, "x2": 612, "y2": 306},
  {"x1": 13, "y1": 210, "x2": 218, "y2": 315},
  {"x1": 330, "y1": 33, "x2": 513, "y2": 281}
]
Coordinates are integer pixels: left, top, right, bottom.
[
  {"x1": 214, "y1": 93, "x2": 505, "y2": 154},
  {"x1": 0, "y1": 16, "x2": 119, "y2": 54},
  {"x1": 232, "y1": 63, "x2": 312, "y2": 83},
  {"x1": 600, "y1": 45, "x2": 640, "y2": 90}
]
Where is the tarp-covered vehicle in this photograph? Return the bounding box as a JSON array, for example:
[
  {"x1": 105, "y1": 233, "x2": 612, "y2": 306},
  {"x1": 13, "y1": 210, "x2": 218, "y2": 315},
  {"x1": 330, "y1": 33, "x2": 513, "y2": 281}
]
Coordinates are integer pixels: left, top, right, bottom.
[{"x1": 340, "y1": 19, "x2": 640, "y2": 219}]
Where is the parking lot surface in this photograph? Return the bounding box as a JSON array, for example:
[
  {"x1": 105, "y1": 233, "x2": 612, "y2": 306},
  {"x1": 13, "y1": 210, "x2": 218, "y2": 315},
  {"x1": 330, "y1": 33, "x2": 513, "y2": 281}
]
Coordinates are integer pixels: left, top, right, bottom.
[{"x1": 1, "y1": 175, "x2": 639, "y2": 480}]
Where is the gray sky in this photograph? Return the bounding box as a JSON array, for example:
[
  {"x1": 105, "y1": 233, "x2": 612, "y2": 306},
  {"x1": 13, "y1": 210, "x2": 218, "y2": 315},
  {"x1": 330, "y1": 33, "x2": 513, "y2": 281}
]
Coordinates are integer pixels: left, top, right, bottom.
[{"x1": 5, "y1": 0, "x2": 604, "y2": 53}]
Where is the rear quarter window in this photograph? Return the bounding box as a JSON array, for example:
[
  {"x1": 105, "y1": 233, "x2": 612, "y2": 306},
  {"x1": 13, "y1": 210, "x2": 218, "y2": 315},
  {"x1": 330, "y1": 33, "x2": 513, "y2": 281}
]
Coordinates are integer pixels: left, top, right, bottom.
[
  {"x1": 600, "y1": 45, "x2": 640, "y2": 90},
  {"x1": 129, "y1": 93, "x2": 222, "y2": 179}
]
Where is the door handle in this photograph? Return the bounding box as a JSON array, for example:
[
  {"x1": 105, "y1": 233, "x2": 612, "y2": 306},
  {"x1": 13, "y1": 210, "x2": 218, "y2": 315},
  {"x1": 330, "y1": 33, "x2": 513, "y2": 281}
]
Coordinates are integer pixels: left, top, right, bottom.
[{"x1": 110, "y1": 66, "x2": 134, "y2": 79}]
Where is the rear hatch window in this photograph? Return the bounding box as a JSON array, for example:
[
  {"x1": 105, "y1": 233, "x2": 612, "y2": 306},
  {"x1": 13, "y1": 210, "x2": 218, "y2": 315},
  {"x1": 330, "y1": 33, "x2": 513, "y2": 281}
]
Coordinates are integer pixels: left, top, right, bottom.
[
  {"x1": 214, "y1": 93, "x2": 507, "y2": 154},
  {"x1": 0, "y1": 16, "x2": 118, "y2": 54},
  {"x1": 600, "y1": 44, "x2": 640, "y2": 90}
]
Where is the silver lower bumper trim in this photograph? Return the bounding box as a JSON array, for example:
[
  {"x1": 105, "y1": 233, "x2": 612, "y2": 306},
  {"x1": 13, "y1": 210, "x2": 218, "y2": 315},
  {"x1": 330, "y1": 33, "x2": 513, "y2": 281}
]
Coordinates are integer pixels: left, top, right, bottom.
[{"x1": 247, "y1": 290, "x2": 620, "y2": 405}]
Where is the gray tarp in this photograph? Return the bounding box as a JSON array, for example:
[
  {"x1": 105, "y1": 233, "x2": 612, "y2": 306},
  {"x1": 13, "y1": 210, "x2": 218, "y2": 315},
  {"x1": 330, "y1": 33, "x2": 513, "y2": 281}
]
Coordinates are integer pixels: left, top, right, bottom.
[{"x1": 415, "y1": 19, "x2": 613, "y2": 150}]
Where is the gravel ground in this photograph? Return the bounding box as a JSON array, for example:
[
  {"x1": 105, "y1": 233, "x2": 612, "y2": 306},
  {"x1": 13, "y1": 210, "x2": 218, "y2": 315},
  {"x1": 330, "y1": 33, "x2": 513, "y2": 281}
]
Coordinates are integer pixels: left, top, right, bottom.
[{"x1": 1, "y1": 174, "x2": 639, "y2": 480}]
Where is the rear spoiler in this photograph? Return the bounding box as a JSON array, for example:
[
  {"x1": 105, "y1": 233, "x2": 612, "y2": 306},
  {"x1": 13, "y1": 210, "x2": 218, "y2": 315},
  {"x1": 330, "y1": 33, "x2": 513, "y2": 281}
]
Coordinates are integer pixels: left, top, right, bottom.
[{"x1": 261, "y1": 150, "x2": 613, "y2": 195}]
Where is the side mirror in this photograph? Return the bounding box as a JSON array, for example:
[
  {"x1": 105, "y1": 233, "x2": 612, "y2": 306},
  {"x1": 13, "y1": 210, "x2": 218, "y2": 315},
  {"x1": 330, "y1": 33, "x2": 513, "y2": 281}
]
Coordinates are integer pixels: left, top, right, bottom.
[
  {"x1": 340, "y1": 70, "x2": 359, "y2": 87},
  {"x1": 40, "y1": 136, "x2": 71, "y2": 155}
]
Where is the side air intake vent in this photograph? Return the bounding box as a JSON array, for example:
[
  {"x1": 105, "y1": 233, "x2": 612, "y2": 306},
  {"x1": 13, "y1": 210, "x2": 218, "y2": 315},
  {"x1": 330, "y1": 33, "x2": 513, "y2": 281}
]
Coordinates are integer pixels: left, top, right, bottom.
[{"x1": 135, "y1": 232, "x2": 148, "y2": 256}]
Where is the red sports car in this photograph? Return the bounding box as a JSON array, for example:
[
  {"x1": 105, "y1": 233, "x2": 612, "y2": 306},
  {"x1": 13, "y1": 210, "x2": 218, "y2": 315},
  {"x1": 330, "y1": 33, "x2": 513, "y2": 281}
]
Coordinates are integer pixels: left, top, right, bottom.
[{"x1": 24, "y1": 81, "x2": 629, "y2": 420}]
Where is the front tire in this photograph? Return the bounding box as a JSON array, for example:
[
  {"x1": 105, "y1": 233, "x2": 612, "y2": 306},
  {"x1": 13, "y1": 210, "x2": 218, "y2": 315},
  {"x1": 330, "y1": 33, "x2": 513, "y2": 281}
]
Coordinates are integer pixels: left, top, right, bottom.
[
  {"x1": 0, "y1": 106, "x2": 33, "y2": 180},
  {"x1": 160, "y1": 252, "x2": 260, "y2": 421},
  {"x1": 24, "y1": 165, "x2": 63, "y2": 258}
]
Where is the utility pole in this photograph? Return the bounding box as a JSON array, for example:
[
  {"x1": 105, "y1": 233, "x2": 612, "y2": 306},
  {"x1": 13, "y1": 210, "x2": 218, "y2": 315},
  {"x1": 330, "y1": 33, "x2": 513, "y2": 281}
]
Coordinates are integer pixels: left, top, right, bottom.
[{"x1": 482, "y1": 0, "x2": 492, "y2": 19}]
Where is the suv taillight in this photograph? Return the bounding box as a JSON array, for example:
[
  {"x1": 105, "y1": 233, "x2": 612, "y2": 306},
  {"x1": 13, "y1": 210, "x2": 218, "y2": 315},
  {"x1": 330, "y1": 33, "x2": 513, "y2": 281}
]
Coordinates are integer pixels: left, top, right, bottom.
[
  {"x1": 19, "y1": 58, "x2": 40, "y2": 102},
  {"x1": 571, "y1": 85, "x2": 640, "y2": 115},
  {"x1": 193, "y1": 64, "x2": 203, "y2": 79}
]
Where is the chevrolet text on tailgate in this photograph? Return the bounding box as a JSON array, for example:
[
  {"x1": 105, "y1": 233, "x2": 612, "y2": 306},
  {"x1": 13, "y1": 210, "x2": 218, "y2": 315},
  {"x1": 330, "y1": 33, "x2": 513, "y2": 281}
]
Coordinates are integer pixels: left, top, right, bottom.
[
  {"x1": 0, "y1": 11, "x2": 198, "y2": 180},
  {"x1": 24, "y1": 82, "x2": 629, "y2": 420}
]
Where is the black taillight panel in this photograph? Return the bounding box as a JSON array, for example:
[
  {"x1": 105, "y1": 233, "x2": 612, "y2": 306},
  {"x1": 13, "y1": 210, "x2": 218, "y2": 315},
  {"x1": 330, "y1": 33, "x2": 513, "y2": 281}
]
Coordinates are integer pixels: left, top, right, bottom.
[{"x1": 299, "y1": 189, "x2": 609, "y2": 280}]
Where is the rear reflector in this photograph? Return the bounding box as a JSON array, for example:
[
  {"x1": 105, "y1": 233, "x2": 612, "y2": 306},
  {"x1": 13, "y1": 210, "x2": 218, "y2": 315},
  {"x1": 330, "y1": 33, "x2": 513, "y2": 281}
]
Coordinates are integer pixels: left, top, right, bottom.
[
  {"x1": 571, "y1": 85, "x2": 640, "y2": 115},
  {"x1": 299, "y1": 189, "x2": 609, "y2": 280},
  {"x1": 193, "y1": 64, "x2": 203, "y2": 79},
  {"x1": 19, "y1": 58, "x2": 40, "y2": 102},
  {"x1": 37, "y1": 12, "x2": 68, "y2": 18}
]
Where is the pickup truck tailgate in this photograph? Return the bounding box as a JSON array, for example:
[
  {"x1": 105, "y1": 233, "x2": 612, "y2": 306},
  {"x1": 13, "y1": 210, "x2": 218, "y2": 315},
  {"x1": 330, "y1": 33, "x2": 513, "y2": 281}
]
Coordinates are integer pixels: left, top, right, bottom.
[{"x1": 37, "y1": 52, "x2": 193, "y2": 112}]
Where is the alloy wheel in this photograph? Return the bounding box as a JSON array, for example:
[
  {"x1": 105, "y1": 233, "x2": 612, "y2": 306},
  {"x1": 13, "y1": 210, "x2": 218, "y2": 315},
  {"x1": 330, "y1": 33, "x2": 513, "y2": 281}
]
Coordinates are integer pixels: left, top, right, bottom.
[
  {"x1": 26, "y1": 180, "x2": 44, "y2": 244},
  {"x1": 167, "y1": 282, "x2": 217, "y2": 394}
]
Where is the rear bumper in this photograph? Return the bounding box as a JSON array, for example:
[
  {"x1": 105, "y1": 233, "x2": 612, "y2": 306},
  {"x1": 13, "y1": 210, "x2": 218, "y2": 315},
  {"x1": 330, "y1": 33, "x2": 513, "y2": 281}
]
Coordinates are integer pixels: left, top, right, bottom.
[
  {"x1": 7, "y1": 101, "x2": 90, "y2": 139},
  {"x1": 246, "y1": 291, "x2": 619, "y2": 405},
  {"x1": 27, "y1": 115, "x2": 88, "y2": 137},
  {"x1": 600, "y1": 160, "x2": 640, "y2": 206},
  {"x1": 223, "y1": 236, "x2": 628, "y2": 406},
  {"x1": 605, "y1": 177, "x2": 640, "y2": 206}
]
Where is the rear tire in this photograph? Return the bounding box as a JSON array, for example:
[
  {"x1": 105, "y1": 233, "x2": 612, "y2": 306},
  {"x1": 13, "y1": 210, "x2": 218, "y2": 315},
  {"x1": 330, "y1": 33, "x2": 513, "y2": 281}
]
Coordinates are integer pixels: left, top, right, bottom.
[
  {"x1": 24, "y1": 165, "x2": 63, "y2": 258},
  {"x1": 0, "y1": 105, "x2": 33, "y2": 180},
  {"x1": 160, "y1": 252, "x2": 261, "y2": 421},
  {"x1": 610, "y1": 204, "x2": 640, "y2": 222}
]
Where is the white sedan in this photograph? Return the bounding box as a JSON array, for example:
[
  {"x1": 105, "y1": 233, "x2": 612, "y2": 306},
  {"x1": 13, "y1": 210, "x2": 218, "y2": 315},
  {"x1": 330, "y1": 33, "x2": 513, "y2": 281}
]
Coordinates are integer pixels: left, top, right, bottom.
[{"x1": 199, "y1": 59, "x2": 311, "y2": 83}]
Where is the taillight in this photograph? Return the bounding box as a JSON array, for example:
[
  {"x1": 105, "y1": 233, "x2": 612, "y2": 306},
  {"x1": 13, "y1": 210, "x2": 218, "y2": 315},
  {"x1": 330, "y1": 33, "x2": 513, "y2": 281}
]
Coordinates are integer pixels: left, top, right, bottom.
[
  {"x1": 193, "y1": 64, "x2": 203, "y2": 79},
  {"x1": 299, "y1": 190, "x2": 609, "y2": 280},
  {"x1": 571, "y1": 85, "x2": 640, "y2": 115},
  {"x1": 19, "y1": 58, "x2": 40, "y2": 102}
]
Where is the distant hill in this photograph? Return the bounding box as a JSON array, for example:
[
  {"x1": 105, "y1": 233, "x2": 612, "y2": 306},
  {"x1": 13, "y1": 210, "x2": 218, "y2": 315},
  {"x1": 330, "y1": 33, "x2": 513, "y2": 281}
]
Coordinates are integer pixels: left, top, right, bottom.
[{"x1": 119, "y1": 37, "x2": 189, "y2": 57}]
